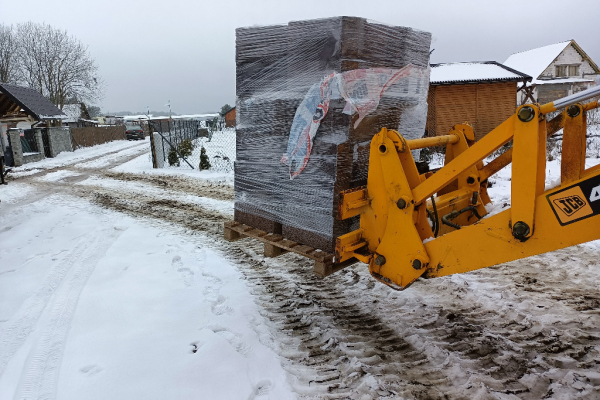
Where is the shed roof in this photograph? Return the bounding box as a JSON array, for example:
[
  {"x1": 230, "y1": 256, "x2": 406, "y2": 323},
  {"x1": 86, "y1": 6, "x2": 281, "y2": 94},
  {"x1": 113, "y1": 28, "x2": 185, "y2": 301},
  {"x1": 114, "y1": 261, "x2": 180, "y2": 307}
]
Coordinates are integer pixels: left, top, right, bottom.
[
  {"x1": 503, "y1": 40, "x2": 600, "y2": 84},
  {"x1": 0, "y1": 82, "x2": 65, "y2": 120},
  {"x1": 430, "y1": 61, "x2": 531, "y2": 85}
]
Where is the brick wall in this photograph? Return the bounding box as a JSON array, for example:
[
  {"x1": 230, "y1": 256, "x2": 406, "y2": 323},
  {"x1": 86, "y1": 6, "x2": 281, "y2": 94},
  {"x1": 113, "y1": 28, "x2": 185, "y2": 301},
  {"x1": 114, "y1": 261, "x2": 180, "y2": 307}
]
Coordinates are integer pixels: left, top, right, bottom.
[
  {"x1": 7, "y1": 130, "x2": 23, "y2": 167},
  {"x1": 46, "y1": 127, "x2": 73, "y2": 157},
  {"x1": 540, "y1": 44, "x2": 598, "y2": 79},
  {"x1": 6, "y1": 130, "x2": 46, "y2": 166},
  {"x1": 537, "y1": 83, "x2": 570, "y2": 105},
  {"x1": 23, "y1": 153, "x2": 44, "y2": 163}
]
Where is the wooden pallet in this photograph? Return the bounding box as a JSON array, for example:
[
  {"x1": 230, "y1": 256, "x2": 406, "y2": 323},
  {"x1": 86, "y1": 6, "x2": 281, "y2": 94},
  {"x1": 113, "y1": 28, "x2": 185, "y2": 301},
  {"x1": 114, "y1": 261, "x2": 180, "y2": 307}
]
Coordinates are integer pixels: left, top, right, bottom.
[{"x1": 223, "y1": 221, "x2": 356, "y2": 277}]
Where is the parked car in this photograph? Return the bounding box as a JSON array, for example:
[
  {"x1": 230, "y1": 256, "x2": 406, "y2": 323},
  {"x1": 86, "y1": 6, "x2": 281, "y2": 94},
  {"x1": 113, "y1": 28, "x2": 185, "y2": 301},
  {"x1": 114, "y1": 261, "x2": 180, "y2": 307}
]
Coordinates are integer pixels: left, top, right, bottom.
[{"x1": 125, "y1": 125, "x2": 145, "y2": 140}]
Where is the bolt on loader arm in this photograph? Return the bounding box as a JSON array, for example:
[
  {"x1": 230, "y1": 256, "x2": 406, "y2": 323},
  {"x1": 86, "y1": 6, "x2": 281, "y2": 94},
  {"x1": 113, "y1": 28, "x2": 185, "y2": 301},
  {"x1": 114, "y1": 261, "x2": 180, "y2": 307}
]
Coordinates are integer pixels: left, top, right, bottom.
[{"x1": 336, "y1": 85, "x2": 600, "y2": 290}]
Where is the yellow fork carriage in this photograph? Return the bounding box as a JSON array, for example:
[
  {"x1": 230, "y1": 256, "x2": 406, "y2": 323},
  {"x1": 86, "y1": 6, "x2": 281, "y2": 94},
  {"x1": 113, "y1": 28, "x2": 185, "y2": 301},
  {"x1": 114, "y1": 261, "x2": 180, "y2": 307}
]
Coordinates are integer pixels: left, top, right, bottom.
[{"x1": 337, "y1": 85, "x2": 600, "y2": 290}]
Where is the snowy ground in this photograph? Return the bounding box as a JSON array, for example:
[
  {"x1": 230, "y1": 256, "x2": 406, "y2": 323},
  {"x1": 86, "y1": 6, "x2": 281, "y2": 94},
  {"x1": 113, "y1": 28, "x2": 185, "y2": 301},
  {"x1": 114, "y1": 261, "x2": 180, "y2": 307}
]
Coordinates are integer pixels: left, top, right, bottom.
[{"x1": 1, "y1": 138, "x2": 600, "y2": 399}]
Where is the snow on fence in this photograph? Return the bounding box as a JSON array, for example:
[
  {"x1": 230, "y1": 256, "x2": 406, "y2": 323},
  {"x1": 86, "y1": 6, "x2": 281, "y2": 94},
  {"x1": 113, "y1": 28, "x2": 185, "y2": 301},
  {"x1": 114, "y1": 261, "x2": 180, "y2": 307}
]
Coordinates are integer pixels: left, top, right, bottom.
[{"x1": 71, "y1": 126, "x2": 127, "y2": 149}]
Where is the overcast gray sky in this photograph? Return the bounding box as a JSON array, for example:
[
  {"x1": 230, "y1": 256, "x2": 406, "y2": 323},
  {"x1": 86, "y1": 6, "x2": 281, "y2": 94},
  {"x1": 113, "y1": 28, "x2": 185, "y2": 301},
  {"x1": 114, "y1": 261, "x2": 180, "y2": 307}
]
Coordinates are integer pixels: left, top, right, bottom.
[{"x1": 2, "y1": 0, "x2": 598, "y2": 114}]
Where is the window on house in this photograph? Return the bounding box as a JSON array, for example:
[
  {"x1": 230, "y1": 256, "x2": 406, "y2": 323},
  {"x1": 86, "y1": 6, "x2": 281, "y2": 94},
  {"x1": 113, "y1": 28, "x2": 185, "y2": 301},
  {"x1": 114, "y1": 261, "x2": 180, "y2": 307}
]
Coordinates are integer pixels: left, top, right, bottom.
[
  {"x1": 568, "y1": 65, "x2": 579, "y2": 77},
  {"x1": 556, "y1": 65, "x2": 567, "y2": 77}
]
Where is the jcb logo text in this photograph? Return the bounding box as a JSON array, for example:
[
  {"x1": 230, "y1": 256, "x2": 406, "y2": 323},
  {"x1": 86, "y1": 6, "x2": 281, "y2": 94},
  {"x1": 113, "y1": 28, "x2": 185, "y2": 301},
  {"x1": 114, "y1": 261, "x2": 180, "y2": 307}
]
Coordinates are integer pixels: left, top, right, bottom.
[{"x1": 552, "y1": 195, "x2": 587, "y2": 217}]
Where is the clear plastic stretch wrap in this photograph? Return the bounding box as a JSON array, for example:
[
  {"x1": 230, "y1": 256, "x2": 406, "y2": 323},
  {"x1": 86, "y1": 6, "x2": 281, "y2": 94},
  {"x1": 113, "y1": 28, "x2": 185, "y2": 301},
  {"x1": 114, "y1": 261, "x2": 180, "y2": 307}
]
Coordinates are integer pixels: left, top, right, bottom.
[{"x1": 235, "y1": 16, "x2": 432, "y2": 252}]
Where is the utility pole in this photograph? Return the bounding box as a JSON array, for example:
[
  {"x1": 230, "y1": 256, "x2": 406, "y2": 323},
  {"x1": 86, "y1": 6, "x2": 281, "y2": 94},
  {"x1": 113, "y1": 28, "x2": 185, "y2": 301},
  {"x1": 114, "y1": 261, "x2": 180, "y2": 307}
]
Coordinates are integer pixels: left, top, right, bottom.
[{"x1": 166, "y1": 100, "x2": 172, "y2": 120}]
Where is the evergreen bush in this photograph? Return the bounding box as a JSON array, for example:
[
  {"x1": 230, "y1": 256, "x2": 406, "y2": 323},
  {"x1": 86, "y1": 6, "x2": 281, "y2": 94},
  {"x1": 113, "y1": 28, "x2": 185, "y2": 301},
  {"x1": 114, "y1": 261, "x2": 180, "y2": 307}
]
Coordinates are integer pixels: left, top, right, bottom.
[
  {"x1": 178, "y1": 139, "x2": 193, "y2": 159},
  {"x1": 199, "y1": 147, "x2": 211, "y2": 170},
  {"x1": 168, "y1": 147, "x2": 179, "y2": 166}
]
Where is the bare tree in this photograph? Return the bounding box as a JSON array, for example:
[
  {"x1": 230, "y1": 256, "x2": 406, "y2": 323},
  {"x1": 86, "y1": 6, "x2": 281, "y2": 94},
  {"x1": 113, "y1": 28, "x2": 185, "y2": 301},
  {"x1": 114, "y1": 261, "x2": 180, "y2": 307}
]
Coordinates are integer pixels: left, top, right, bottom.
[
  {"x1": 0, "y1": 24, "x2": 19, "y2": 83},
  {"x1": 16, "y1": 22, "x2": 103, "y2": 109}
]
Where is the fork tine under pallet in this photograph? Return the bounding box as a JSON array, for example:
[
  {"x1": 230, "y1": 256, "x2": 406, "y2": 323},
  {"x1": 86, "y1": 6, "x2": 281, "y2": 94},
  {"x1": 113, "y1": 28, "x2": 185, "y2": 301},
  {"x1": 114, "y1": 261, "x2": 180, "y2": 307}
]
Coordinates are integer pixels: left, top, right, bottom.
[{"x1": 223, "y1": 221, "x2": 357, "y2": 277}]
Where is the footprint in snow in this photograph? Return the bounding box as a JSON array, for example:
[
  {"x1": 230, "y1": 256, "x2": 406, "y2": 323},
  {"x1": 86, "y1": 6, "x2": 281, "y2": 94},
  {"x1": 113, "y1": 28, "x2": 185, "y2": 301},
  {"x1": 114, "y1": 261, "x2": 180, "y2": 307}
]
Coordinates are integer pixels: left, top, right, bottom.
[
  {"x1": 79, "y1": 365, "x2": 103, "y2": 376},
  {"x1": 211, "y1": 294, "x2": 234, "y2": 316},
  {"x1": 201, "y1": 270, "x2": 222, "y2": 284},
  {"x1": 247, "y1": 380, "x2": 272, "y2": 400},
  {"x1": 166, "y1": 244, "x2": 181, "y2": 253},
  {"x1": 211, "y1": 327, "x2": 252, "y2": 357},
  {"x1": 172, "y1": 255, "x2": 194, "y2": 286},
  {"x1": 172, "y1": 255, "x2": 183, "y2": 269},
  {"x1": 190, "y1": 342, "x2": 200, "y2": 353}
]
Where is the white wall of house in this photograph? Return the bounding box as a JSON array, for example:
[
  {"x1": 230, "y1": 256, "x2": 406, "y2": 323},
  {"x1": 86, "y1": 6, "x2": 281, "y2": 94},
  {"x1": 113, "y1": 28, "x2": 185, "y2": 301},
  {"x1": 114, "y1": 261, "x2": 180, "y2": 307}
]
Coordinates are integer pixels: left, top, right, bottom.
[
  {"x1": 539, "y1": 44, "x2": 598, "y2": 79},
  {"x1": 16, "y1": 122, "x2": 33, "y2": 129}
]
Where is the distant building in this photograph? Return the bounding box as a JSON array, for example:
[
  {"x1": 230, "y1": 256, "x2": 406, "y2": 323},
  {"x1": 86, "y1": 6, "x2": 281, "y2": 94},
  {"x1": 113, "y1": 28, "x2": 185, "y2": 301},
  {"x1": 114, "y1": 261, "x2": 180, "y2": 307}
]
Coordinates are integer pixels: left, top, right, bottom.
[
  {"x1": 93, "y1": 116, "x2": 107, "y2": 125},
  {"x1": 426, "y1": 62, "x2": 531, "y2": 140},
  {"x1": 61, "y1": 103, "x2": 98, "y2": 128},
  {"x1": 224, "y1": 107, "x2": 236, "y2": 128},
  {"x1": 103, "y1": 115, "x2": 123, "y2": 125},
  {"x1": 504, "y1": 40, "x2": 600, "y2": 105}
]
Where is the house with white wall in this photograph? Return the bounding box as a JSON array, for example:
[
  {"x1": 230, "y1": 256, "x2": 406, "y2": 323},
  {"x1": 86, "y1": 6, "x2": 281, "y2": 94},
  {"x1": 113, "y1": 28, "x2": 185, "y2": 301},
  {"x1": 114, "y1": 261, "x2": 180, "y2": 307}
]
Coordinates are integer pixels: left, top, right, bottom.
[
  {"x1": 504, "y1": 40, "x2": 599, "y2": 105},
  {"x1": 61, "y1": 103, "x2": 98, "y2": 128}
]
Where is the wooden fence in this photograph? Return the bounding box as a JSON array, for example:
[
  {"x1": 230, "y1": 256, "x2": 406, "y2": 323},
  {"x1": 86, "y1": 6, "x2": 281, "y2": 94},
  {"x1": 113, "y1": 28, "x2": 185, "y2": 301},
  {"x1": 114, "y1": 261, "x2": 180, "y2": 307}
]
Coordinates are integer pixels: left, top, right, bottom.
[{"x1": 71, "y1": 126, "x2": 126, "y2": 149}]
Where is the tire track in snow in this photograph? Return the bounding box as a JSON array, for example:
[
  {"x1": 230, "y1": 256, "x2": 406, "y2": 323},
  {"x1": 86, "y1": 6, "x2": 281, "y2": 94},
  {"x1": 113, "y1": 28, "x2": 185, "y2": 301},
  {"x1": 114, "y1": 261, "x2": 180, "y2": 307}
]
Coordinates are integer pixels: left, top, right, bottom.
[
  {"x1": 13, "y1": 156, "x2": 600, "y2": 398},
  {"x1": 86, "y1": 191, "x2": 449, "y2": 398},
  {"x1": 15, "y1": 227, "x2": 125, "y2": 400},
  {"x1": 10, "y1": 141, "x2": 148, "y2": 181},
  {"x1": 102, "y1": 171, "x2": 233, "y2": 202},
  {"x1": 0, "y1": 235, "x2": 95, "y2": 378},
  {"x1": 87, "y1": 189, "x2": 600, "y2": 399}
]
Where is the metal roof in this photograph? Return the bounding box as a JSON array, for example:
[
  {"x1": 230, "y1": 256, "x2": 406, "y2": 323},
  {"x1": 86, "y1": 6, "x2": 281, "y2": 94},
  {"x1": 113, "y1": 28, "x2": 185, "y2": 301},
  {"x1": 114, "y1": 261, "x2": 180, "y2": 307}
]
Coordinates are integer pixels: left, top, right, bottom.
[
  {"x1": 0, "y1": 82, "x2": 66, "y2": 120},
  {"x1": 430, "y1": 61, "x2": 531, "y2": 85}
]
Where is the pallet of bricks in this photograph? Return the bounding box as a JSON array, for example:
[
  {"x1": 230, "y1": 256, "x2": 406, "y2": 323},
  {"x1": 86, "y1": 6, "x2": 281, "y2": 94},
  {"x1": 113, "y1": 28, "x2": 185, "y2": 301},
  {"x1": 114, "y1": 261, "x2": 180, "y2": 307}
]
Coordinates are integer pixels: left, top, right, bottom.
[{"x1": 225, "y1": 16, "x2": 431, "y2": 276}]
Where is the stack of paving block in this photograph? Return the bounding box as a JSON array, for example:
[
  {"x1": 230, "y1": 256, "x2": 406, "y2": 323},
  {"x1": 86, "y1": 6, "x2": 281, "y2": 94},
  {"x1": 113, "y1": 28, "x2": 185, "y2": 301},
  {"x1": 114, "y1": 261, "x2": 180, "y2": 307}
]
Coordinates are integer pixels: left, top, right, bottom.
[{"x1": 235, "y1": 16, "x2": 431, "y2": 252}]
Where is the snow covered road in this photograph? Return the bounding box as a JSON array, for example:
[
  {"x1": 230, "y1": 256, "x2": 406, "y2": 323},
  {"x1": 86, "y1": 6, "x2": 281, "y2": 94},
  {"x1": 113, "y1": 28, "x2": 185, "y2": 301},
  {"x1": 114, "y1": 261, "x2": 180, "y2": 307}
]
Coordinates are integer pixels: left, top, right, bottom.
[
  {"x1": 1, "y1": 140, "x2": 600, "y2": 399},
  {"x1": 0, "y1": 142, "x2": 292, "y2": 399}
]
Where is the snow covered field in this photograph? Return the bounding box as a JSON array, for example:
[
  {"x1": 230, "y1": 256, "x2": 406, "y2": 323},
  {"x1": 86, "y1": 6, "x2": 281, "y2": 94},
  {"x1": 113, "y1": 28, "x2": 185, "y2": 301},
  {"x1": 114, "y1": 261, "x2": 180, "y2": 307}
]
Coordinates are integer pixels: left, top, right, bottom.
[{"x1": 1, "y1": 138, "x2": 600, "y2": 399}]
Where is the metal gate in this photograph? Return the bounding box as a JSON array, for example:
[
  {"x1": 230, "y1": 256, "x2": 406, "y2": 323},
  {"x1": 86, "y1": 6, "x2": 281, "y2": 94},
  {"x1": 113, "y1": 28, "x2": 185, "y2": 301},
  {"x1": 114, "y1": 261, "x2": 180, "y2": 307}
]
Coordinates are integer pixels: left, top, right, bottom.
[
  {"x1": 40, "y1": 128, "x2": 52, "y2": 157},
  {"x1": 21, "y1": 129, "x2": 40, "y2": 153}
]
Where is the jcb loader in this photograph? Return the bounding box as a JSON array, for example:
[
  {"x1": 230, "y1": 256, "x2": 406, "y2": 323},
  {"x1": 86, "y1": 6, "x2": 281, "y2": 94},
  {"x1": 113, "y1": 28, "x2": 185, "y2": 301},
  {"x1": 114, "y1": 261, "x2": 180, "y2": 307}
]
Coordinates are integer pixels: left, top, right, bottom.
[
  {"x1": 336, "y1": 85, "x2": 600, "y2": 290},
  {"x1": 224, "y1": 85, "x2": 600, "y2": 290}
]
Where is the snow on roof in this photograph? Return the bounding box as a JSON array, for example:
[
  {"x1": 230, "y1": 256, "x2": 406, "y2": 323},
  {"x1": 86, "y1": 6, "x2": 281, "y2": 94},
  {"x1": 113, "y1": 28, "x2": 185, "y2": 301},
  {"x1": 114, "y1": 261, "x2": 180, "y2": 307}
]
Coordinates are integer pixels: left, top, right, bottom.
[
  {"x1": 122, "y1": 115, "x2": 151, "y2": 120},
  {"x1": 503, "y1": 41, "x2": 571, "y2": 83},
  {"x1": 535, "y1": 77, "x2": 593, "y2": 85},
  {"x1": 519, "y1": 76, "x2": 594, "y2": 88},
  {"x1": 174, "y1": 113, "x2": 219, "y2": 120},
  {"x1": 430, "y1": 62, "x2": 530, "y2": 85},
  {"x1": 122, "y1": 113, "x2": 220, "y2": 121}
]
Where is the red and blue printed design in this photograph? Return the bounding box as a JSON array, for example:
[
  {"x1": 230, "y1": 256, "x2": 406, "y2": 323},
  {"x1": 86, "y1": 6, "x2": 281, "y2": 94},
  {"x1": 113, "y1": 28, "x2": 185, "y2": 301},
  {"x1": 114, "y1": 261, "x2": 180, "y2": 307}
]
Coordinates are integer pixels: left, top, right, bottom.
[{"x1": 281, "y1": 65, "x2": 422, "y2": 179}]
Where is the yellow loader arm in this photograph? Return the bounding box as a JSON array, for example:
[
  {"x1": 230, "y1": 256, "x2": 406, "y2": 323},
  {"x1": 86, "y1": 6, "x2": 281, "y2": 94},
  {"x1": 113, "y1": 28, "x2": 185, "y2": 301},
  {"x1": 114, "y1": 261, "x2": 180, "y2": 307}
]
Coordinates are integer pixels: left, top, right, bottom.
[{"x1": 337, "y1": 85, "x2": 600, "y2": 290}]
